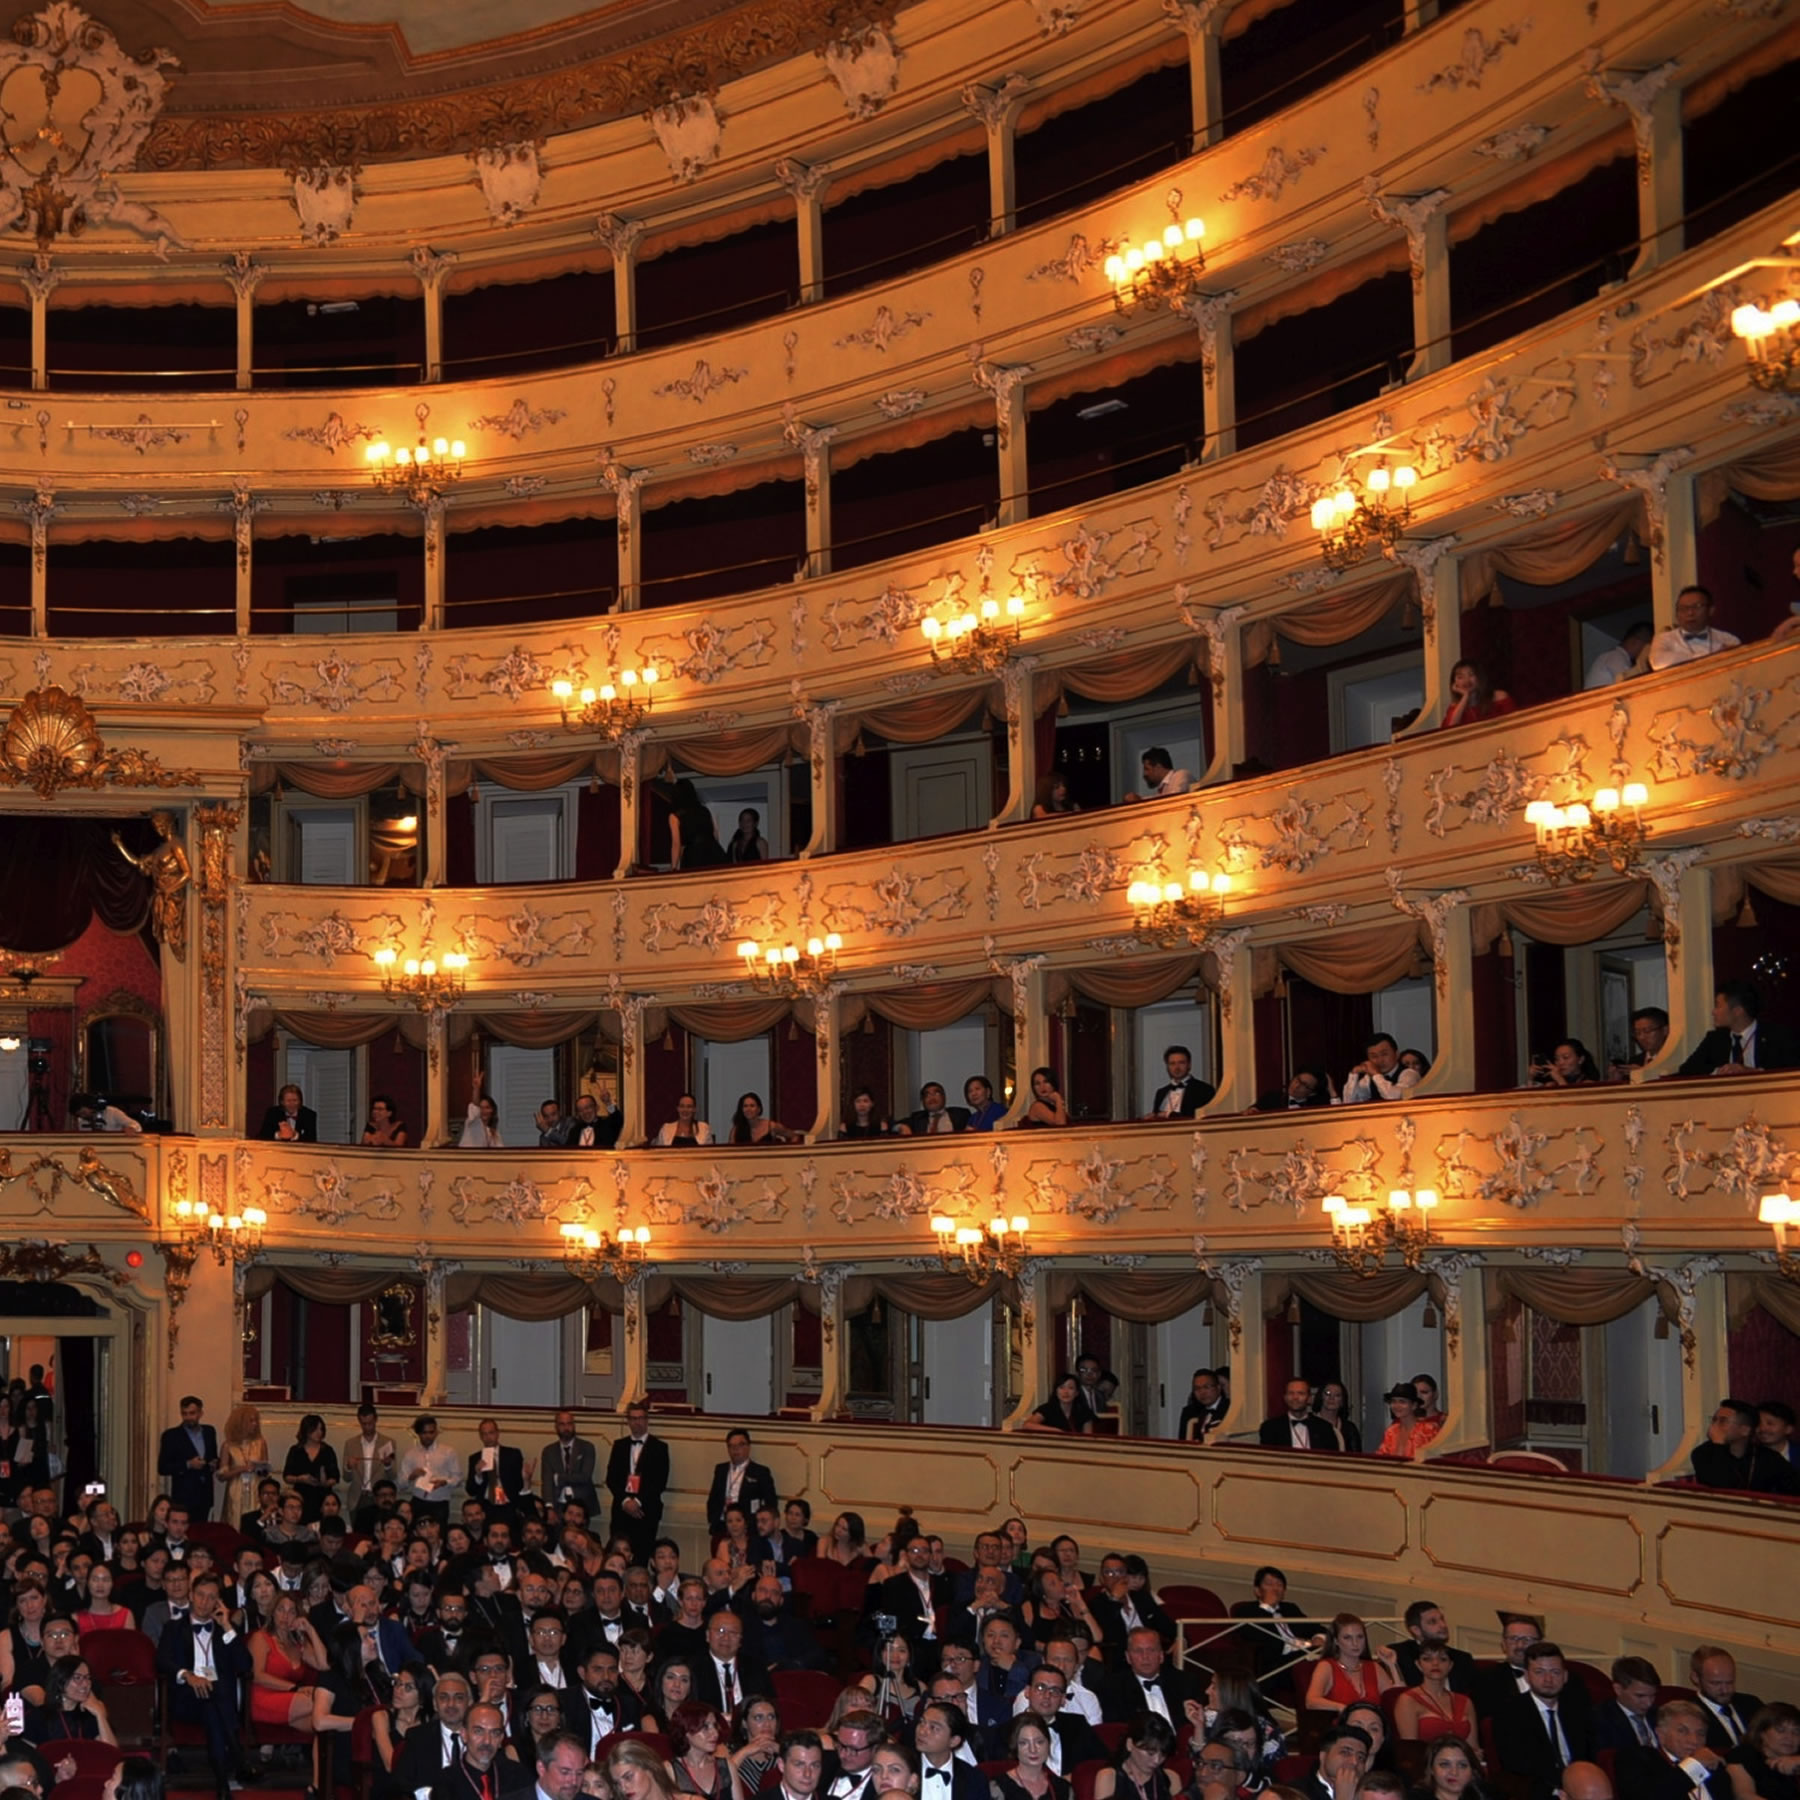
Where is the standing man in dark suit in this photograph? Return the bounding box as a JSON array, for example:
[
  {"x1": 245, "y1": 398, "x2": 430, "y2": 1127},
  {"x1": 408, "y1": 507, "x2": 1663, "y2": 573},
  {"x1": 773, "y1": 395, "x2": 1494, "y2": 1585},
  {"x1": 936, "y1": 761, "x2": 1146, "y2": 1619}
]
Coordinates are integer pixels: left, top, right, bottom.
[
  {"x1": 1141, "y1": 1044, "x2": 1215, "y2": 1119},
  {"x1": 706, "y1": 1428, "x2": 779, "y2": 1536},
  {"x1": 1615, "y1": 1701, "x2": 1734, "y2": 1799},
  {"x1": 1494, "y1": 1642, "x2": 1595, "y2": 1800},
  {"x1": 428, "y1": 1703, "x2": 533, "y2": 1800},
  {"x1": 467, "y1": 1418, "x2": 528, "y2": 1525},
  {"x1": 1257, "y1": 1380, "x2": 1339, "y2": 1453},
  {"x1": 604, "y1": 1400, "x2": 669, "y2": 1565},
  {"x1": 156, "y1": 1573, "x2": 251, "y2": 1796},
  {"x1": 1678, "y1": 982, "x2": 1800, "y2": 1076},
  {"x1": 157, "y1": 1395, "x2": 219, "y2": 1523},
  {"x1": 257, "y1": 1082, "x2": 319, "y2": 1141},
  {"x1": 540, "y1": 1411, "x2": 599, "y2": 1517},
  {"x1": 869, "y1": 1534, "x2": 949, "y2": 1671}
]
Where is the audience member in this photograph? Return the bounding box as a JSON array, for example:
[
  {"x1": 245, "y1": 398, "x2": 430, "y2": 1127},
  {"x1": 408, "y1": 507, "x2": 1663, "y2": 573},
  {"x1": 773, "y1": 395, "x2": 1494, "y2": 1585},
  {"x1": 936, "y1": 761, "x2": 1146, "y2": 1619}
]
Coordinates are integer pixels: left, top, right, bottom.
[
  {"x1": 1178, "y1": 1370, "x2": 1228, "y2": 1444},
  {"x1": 1141, "y1": 1044, "x2": 1215, "y2": 1119},
  {"x1": 564, "y1": 1092, "x2": 626, "y2": 1150},
  {"x1": 258, "y1": 1082, "x2": 318, "y2": 1142},
  {"x1": 1609, "y1": 1007, "x2": 1670, "y2": 1081},
  {"x1": 705, "y1": 1430, "x2": 777, "y2": 1537},
  {"x1": 652, "y1": 1096, "x2": 714, "y2": 1147},
  {"x1": 157, "y1": 1396, "x2": 219, "y2": 1524},
  {"x1": 1375, "y1": 1385, "x2": 1440, "y2": 1461},
  {"x1": 459, "y1": 1096, "x2": 503, "y2": 1148},
  {"x1": 1294, "y1": 1723, "x2": 1369, "y2": 1800},
  {"x1": 1758, "y1": 1402, "x2": 1799, "y2": 1474},
  {"x1": 895, "y1": 1084, "x2": 968, "y2": 1136},
  {"x1": 1259, "y1": 1380, "x2": 1337, "y2": 1454},
  {"x1": 1413, "y1": 1375, "x2": 1444, "y2": 1424},
  {"x1": 1020, "y1": 1377, "x2": 1096, "y2": 1436},
  {"x1": 1492, "y1": 1641, "x2": 1594, "y2": 1800},
  {"x1": 1721, "y1": 1700, "x2": 1800, "y2": 1794},
  {"x1": 727, "y1": 809, "x2": 768, "y2": 864},
  {"x1": 1585, "y1": 622, "x2": 1654, "y2": 687},
  {"x1": 1690, "y1": 1400, "x2": 1799, "y2": 1495},
  {"x1": 1441, "y1": 661, "x2": 1515, "y2": 728},
  {"x1": 1679, "y1": 983, "x2": 1800, "y2": 1076},
  {"x1": 1020, "y1": 1067, "x2": 1069, "y2": 1129},
  {"x1": 397, "y1": 1415, "x2": 462, "y2": 1525},
  {"x1": 1031, "y1": 774, "x2": 1080, "y2": 819},
  {"x1": 1472, "y1": 1617, "x2": 1544, "y2": 1723},
  {"x1": 361, "y1": 1095, "x2": 409, "y2": 1147},
  {"x1": 1416, "y1": 1737, "x2": 1492, "y2": 1800},
  {"x1": 1090, "y1": 1713, "x2": 1177, "y2": 1800},
  {"x1": 1592, "y1": 1655, "x2": 1662, "y2": 1754},
  {"x1": 1341, "y1": 1034, "x2": 1418, "y2": 1105},
  {"x1": 605, "y1": 1402, "x2": 670, "y2": 1564},
  {"x1": 1393, "y1": 1642, "x2": 1476, "y2": 1746},
  {"x1": 1527, "y1": 1039, "x2": 1602, "y2": 1088},
  {"x1": 1614, "y1": 1698, "x2": 1732, "y2": 1798},
  {"x1": 1386, "y1": 1603, "x2": 1477, "y2": 1692},
  {"x1": 537, "y1": 1100, "x2": 565, "y2": 1146},
  {"x1": 665, "y1": 780, "x2": 726, "y2": 870},
  {"x1": 1399, "y1": 1047, "x2": 1431, "y2": 1081},
  {"x1": 1253, "y1": 1070, "x2": 1330, "y2": 1113},
  {"x1": 840, "y1": 1088, "x2": 892, "y2": 1139},
  {"x1": 1122, "y1": 748, "x2": 1191, "y2": 803},
  {"x1": 1303, "y1": 1614, "x2": 1399, "y2": 1715},
  {"x1": 1648, "y1": 586, "x2": 1740, "y2": 670},
  {"x1": 728, "y1": 1093, "x2": 799, "y2": 1146},
  {"x1": 1316, "y1": 1381, "x2": 1360, "y2": 1454},
  {"x1": 962, "y1": 1077, "x2": 1007, "y2": 1131},
  {"x1": 542, "y1": 1410, "x2": 600, "y2": 1515},
  {"x1": 1229, "y1": 1566, "x2": 1320, "y2": 1684}
]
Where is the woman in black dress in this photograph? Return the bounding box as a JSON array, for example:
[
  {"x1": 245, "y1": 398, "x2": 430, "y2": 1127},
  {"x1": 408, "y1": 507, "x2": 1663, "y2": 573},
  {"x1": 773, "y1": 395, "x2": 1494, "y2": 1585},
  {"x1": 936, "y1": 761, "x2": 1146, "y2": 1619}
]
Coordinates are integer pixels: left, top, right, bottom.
[
  {"x1": 1020, "y1": 1375, "x2": 1096, "y2": 1435},
  {"x1": 839, "y1": 1087, "x2": 891, "y2": 1139},
  {"x1": 283, "y1": 1414, "x2": 340, "y2": 1524},
  {"x1": 989, "y1": 1714, "x2": 1070, "y2": 1800},
  {"x1": 1728, "y1": 1703, "x2": 1800, "y2": 1799}
]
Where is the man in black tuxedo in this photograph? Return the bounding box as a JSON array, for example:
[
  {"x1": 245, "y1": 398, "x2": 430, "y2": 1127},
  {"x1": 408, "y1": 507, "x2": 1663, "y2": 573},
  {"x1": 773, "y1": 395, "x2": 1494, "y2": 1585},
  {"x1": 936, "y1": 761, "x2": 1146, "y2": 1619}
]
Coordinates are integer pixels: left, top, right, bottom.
[
  {"x1": 912, "y1": 1703, "x2": 994, "y2": 1800},
  {"x1": 1099, "y1": 1625, "x2": 1193, "y2": 1724},
  {"x1": 868, "y1": 1534, "x2": 949, "y2": 1669},
  {"x1": 1493, "y1": 1641, "x2": 1595, "y2": 1800},
  {"x1": 693, "y1": 1608, "x2": 770, "y2": 1714},
  {"x1": 1016, "y1": 1668, "x2": 1109, "y2": 1775},
  {"x1": 1086, "y1": 1556, "x2": 1174, "y2": 1664},
  {"x1": 561, "y1": 1644, "x2": 644, "y2": 1757},
  {"x1": 1229, "y1": 1565, "x2": 1322, "y2": 1686},
  {"x1": 1290, "y1": 1723, "x2": 1371, "y2": 1800},
  {"x1": 463, "y1": 1558, "x2": 529, "y2": 1675},
  {"x1": 1592, "y1": 1656, "x2": 1663, "y2": 1755},
  {"x1": 1178, "y1": 1369, "x2": 1229, "y2": 1444},
  {"x1": 1690, "y1": 1646, "x2": 1765, "y2": 1755},
  {"x1": 157, "y1": 1396, "x2": 219, "y2": 1523},
  {"x1": 774, "y1": 1733, "x2": 832, "y2": 1800},
  {"x1": 1142, "y1": 1044, "x2": 1215, "y2": 1119},
  {"x1": 706, "y1": 1427, "x2": 779, "y2": 1535},
  {"x1": 1252, "y1": 1070, "x2": 1331, "y2": 1113},
  {"x1": 428, "y1": 1703, "x2": 533, "y2": 1800},
  {"x1": 1471, "y1": 1615, "x2": 1544, "y2": 1724},
  {"x1": 467, "y1": 1418, "x2": 528, "y2": 1524},
  {"x1": 156, "y1": 1573, "x2": 252, "y2": 1795},
  {"x1": 1257, "y1": 1379, "x2": 1339, "y2": 1453},
  {"x1": 1615, "y1": 1701, "x2": 1734, "y2": 1799},
  {"x1": 603, "y1": 1400, "x2": 669, "y2": 1564},
  {"x1": 896, "y1": 1082, "x2": 969, "y2": 1137},
  {"x1": 1385, "y1": 1600, "x2": 1478, "y2": 1692},
  {"x1": 1690, "y1": 1398, "x2": 1799, "y2": 1494},
  {"x1": 1679, "y1": 981, "x2": 1800, "y2": 1076},
  {"x1": 393, "y1": 1670, "x2": 474, "y2": 1792},
  {"x1": 818, "y1": 1708, "x2": 883, "y2": 1800},
  {"x1": 257, "y1": 1082, "x2": 319, "y2": 1141}
]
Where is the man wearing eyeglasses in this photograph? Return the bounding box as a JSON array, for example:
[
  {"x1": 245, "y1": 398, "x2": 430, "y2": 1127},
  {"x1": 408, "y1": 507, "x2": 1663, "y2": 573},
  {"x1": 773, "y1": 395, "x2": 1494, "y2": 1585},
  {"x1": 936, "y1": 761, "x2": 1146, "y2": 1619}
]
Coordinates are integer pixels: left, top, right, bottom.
[
  {"x1": 1192, "y1": 1743, "x2": 1247, "y2": 1798},
  {"x1": 1018, "y1": 1667, "x2": 1107, "y2": 1774}
]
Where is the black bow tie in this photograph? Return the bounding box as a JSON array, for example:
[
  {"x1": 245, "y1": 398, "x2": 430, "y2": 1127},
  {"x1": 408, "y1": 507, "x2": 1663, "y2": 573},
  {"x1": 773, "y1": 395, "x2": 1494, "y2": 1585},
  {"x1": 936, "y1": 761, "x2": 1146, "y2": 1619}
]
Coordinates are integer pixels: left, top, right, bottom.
[
  {"x1": 587, "y1": 1695, "x2": 612, "y2": 1713},
  {"x1": 194, "y1": 1623, "x2": 212, "y2": 1635}
]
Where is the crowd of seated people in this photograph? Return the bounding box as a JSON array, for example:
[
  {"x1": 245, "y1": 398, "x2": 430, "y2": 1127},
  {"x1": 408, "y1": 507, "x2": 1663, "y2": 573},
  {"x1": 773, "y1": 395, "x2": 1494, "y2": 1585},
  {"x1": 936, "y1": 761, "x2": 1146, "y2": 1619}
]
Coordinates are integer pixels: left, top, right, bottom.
[{"x1": 6, "y1": 1386, "x2": 1798, "y2": 1800}]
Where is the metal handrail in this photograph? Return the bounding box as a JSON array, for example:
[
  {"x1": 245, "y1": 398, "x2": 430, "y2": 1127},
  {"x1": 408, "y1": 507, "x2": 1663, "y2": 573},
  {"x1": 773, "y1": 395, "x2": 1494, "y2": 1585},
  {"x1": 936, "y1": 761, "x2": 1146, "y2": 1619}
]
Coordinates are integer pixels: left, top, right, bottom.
[{"x1": 1171, "y1": 1612, "x2": 1411, "y2": 1686}]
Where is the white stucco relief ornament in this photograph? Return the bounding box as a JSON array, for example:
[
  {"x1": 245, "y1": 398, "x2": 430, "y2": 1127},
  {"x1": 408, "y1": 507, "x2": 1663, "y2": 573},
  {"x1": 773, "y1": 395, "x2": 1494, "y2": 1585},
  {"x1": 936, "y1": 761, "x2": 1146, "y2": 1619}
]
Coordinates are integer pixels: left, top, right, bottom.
[
  {"x1": 648, "y1": 95, "x2": 721, "y2": 185},
  {"x1": 820, "y1": 23, "x2": 899, "y2": 119},
  {"x1": 471, "y1": 141, "x2": 542, "y2": 226},
  {"x1": 291, "y1": 166, "x2": 358, "y2": 246},
  {"x1": 0, "y1": 3, "x2": 184, "y2": 252}
]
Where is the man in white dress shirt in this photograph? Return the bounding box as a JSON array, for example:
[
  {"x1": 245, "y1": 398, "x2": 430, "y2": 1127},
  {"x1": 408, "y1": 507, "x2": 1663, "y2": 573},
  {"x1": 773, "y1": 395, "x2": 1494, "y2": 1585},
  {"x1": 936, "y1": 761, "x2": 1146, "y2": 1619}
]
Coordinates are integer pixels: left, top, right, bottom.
[{"x1": 1646, "y1": 587, "x2": 1740, "y2": 671}]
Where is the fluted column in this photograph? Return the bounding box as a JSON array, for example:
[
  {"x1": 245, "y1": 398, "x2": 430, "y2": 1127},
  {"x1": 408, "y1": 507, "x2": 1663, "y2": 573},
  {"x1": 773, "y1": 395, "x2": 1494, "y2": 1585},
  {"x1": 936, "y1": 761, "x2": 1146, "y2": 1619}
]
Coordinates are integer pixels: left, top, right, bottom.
[
  {"x1": 1424, "y1": 1256, "x2": 1486, "y2": 1458},
  {"x1": 807, "y1": 1263, "x2": 848, "y2": 1422},
  {"x1": 776, "y1": 160, "x2": 831, "y2": 304},
  {"x1": 1191, "y1": 603, "x2": 1244, "y2": 785},
  {"x1": 23, "y1": 256, "x2": 57, "y2": 391},
  {"x1": 1162, "y1": 0, "x2": 1228, "y2": 148},
  {"x1": 602, "y1": 459, "x2": 649, "y2": 611},
  {"x1": 1396, "y1": 892, "x2": 1475, "y2": 1098},
  {"x1": 1583, "y1": 60, "x2": 1683, "y2": 276},
  {"x1": 962, "y1": 78, "x2": 1031, "y2": 237},
  {"x1": 413, "y1": 726, "x2": 449, "y2": 889},
  {"x1": 1000, "y1": 1257, "x2": 1048, "y2": 1430},
  {"x1": 1192, "y1": 1254, "x2": 1260, "y2": 1440},
  {"x1": 596, "y1": 215, "x2": 643, "y2": 354},
  {"x1": 1641, "y1": 857, "x2": 1713, "y2": 1082},
  {"x1": 223, "y1": 254, "x2": 265, "y2": 391},
  {"x1": 618, "y1": 1269, "x2": 649, "y2": 1409},
  {"x1": 411, "y1": 247, "x2": 458, "y2": 383},
  {"x1": 1181, "y1": 291, "x2": 1237, "y2": 461},
  {"x1": 1005, "y1": 959, "x2": 1048, "y2": 1126},
  {"x1": 416, "y1": 1258, "x2": 453, "y2": 1406}
]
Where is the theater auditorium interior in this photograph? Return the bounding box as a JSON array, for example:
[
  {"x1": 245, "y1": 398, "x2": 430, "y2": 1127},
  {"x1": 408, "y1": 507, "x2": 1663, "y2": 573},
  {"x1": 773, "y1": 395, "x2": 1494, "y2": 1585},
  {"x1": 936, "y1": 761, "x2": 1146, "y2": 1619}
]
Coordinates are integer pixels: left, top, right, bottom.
[{"x1": 0, "y1": 0, "x2": 1795, "y2": 1794}]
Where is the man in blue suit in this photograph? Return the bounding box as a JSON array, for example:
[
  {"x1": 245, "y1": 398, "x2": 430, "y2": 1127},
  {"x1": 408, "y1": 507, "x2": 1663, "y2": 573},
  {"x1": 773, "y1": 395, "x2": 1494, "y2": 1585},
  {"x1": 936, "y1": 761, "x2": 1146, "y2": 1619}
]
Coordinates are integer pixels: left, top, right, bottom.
[{"x1": 157, "y1": 1396, "x2": 218, "y2": 1522}]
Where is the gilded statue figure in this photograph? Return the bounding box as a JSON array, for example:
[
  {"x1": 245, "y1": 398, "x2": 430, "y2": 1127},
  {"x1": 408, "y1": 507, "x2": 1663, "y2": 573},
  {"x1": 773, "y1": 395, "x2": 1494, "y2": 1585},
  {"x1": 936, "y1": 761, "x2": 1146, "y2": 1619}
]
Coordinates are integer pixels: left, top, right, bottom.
[{"x1": 113, "y1": 810, "x2": 190, "y2": 960}]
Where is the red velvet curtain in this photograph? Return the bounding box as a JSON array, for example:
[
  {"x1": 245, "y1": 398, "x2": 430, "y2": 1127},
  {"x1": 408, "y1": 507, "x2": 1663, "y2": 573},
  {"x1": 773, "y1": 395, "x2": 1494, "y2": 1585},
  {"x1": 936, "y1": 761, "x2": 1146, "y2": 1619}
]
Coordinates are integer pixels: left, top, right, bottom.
[{"x1": 0, "y1": 816, "x2": 158, "y2": 952}]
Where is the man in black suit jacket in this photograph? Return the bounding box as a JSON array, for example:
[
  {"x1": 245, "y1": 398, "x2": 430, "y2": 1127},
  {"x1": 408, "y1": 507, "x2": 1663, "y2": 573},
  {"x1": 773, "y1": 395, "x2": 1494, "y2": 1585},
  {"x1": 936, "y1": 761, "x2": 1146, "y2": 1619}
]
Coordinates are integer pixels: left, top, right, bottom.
[
  {"x1": 156, "y1": 1574, "x2": 251, "y2": 1792},
  {"x1": 1691, "y1": 1398, "x2": 1800, "y2": 1495},
  {"x1": 897, "y1": 1083, "x2": 970, "y2": 1136},
  {"x1": 1257, "y1": 1379, "x2": 1339, "y2": 1453},
  {"x1": 1385, "y1": 1601, "x2": 1479, "y2": 1692},
  {"x1": 1142, "y1": 1045, "x2": 1215, "y2": 1119},
  {"x1": 257, "y1": 1083, "x2": 319, "y2": 1141},
  {"x1": 1252, "y1": 1070, "x2": 1331, "y2": 1113},
  {"x1": 156, "y1": 1396, "x2": 219, "y2": 1522},
  {"x1": 1290, "y1": 1724, "x2": 1372, "y2": 1800},
  {"x1": 1099, "y1": 1627, "x2": 1195, "y2": 1723},
  {"x1": 869, "y1": 1537, "x2": 949, "y2": 1666},
  {"x1": 540, "y1": 1412, "x2": 600, "y2": 1516},
  {"x1": 1470, "y1": 1616, "x2": 1543, "y2": 1724},
  {"x1": 466, "y1": 1418, "x2": 528, "y2": 1523},
  {"x1": 1591, "y1": 1656, "x2": 1663, "y2": 1755},
  {"x1": 692, "y1": 1609, "x2": 770, "y2": 1714},
  {"x1": 1690, "y1": 1646, "x2": 1765, "y2": 1755},
  {"x1": 705, "y1": 1427, "x2": 779, "y2": 1535},
  {"x1": 1678, "y1": 982, "x2": 1800, "y2": 1076},
  {"x1": 392, "y1": 1670, "x2": 473, "y2": 1793},
  {"x1": 1493, "y1": 1643, "x2": 1595, "y2": 1800},
  {"x1": 915, "y1": 1702, "x2": 1003, "y2": 1800},
  {"x1": 1086, "y1": 1557, "x2": 1174, "y2": 1664},
  {"x1": 560, "y1": 1645, "x2": 646, "y2": 1756},
  {"x1": 428, "y1": 1704, "x2": 534, "y2": 1800},
  {"x1": 603, "y1": 1401, "x2": 669, "y2": 1564},
  {"x1": 1016, "y1": 1668, "x2": 1109, "y2": 1771},
  {"x1": 1615, "y1": 1703, "x2": 1733, "y2": 1799},
  {"x1": 1229, "y1": 1565, "x2": 1322, "y2": 1685}
]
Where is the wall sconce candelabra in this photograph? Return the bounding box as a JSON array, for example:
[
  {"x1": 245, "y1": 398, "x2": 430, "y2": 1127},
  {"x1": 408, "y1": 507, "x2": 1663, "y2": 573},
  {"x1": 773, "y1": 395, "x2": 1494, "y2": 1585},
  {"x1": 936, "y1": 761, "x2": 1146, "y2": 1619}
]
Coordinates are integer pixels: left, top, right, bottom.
[
  {"x1": 550, "y1": 667, "x2": 659, "y2": 740},
  {"x1": 0, "y1": 952, "x2": 59, "y2": 988},
  {"x1": 1731, "y1": 299, "x2": 1800, "y2": 392},
  {"x1": 921, "y1": 593, "x2": 1027, "y2": 674},
  {"x1": 365, "y1": 403, "x2": 466, "y2": 503},
  {"x1": 373, "y1": 944, "x2": 470, "y2": 1013},
  {"x1": 172, "y1": 1198, "x2": 267, "y2": 1266},
  {"x1": 1523, "y1": 784, "x2": 1649, "y2": 883},
  {"x1": 1127, "y1": 870, "x2": 1230, "y2": 946},
  {"x1": 1760, "y1": 1194, "x2": 1800, "y2": 1282},
  {"x1": 931, "y1": 1213, "x2": 1030, "y2": 1283},
  {"x1": 1322, "y1": 1189, "x2": 1438, "y2": 1275},
  {"x1": 737, "y1": 931, "x2": 843, "y2": 997},
  {"x1": 1104, "y1": 219, "x2": 1207, "y2": 314},
  {"x1": 1311, "y1": 462, "x2": 1417, "y2": 570},
  {"x1": 559, "y1": 1221, "x2": 652, "y2": 1282}
]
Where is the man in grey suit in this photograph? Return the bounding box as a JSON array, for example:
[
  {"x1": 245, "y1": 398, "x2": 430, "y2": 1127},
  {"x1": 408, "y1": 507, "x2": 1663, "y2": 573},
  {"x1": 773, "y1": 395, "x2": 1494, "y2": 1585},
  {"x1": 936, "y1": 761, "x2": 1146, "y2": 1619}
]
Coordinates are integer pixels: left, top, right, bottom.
[
  {"x1": 343, "y1": 1403, "x2": 398, "y2": 1515},
  {"x1": 540, "y1": 1408, "x2": 599, "y2": 1515}
]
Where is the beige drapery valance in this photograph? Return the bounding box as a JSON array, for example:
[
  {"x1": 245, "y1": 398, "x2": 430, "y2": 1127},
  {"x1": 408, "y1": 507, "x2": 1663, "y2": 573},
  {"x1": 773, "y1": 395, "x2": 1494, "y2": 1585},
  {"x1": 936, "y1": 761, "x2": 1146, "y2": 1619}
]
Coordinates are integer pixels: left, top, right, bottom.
[
  {"x1": 244, "y1": 1266, "x2": 414, "y2": 1305},
  {"x1": 245, "y1": 1008, "x2": 596, "y2": 1051},
  {"x1": 1243, "y1": 573, "x2": 1415, "y2": 668},
  {"x1": 1047, "y1": 1269, "x2": 1223, "y2": 1324},
  {"x1": 835, "y1": 687, "x2": 998, "y2": 754},
  {"x1": 1036, "y1": 642, "x2": 1209, "y2": 712},
  {"x1": 841, "y1": 1271, "x2": 1016, "y2": 1320},
  {"x1": 1459, "y1": 499, "x2": 1643, "y2": 608},
  {"x1": 1727, "y1": 1272, "x2": 1800, "y2": 1337},
  {"x1": 249, "y1": 762, "x2": 426, "y2": 799},
  {"x1": 1469, "y1": 881, "x2": 1649, "y2": 955},
  {"x1": 1490, "y1": 1267, "x2": 1677, "y2": 1327},
  {"x1": 1264, "y1": 1269, "x2": 1446, "y2": 1321},
  {"x1": 1046, "y1": 957, "x2": 1210, "y2": 1016},
  {"x1": 1274, "y1": 921, "x2": 1430, "y2": 995}
]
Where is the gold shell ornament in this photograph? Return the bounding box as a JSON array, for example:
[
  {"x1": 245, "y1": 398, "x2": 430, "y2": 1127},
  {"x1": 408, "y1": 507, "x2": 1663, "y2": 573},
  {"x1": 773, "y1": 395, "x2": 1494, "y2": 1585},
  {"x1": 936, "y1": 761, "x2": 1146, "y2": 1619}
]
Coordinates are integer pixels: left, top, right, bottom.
[{"x1": 0, "y1": 684, "x2": 196, "y2": 799}]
